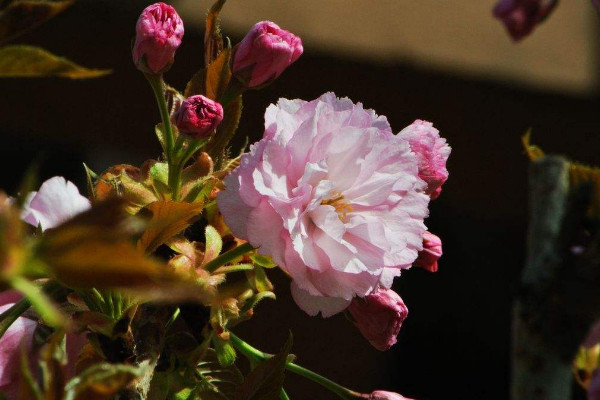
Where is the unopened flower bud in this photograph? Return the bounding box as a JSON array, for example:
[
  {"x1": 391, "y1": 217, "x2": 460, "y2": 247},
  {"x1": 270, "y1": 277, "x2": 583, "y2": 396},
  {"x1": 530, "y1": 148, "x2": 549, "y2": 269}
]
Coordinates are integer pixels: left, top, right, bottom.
[
  {"x1": 132, "y1": 2, "x2": 184, "y2": 74},
  {"x1": 232, "y1": 21, "x2": 303, "y2": 88},
  {"x1": 348, "y1": 288, "x2": 408, "y2": 351},
  {"x1": 492, "y1": 0, "x2": 558, "y2": 41},
  {"x1": 365, "y1": 390, "x2": 415, "y2": 400},
  {"x1": 414, "y1": 231, "x2": 442, "y2": 272},
  {"x1": 175, "y1": 95, "x2": 224, "y2": 138}
]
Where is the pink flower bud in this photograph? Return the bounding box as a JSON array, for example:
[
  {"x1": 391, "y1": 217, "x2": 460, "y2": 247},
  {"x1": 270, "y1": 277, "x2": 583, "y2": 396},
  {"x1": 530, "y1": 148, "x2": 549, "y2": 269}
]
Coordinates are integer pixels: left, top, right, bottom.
[
  {"x1": 365, "y1": 390, "x2": 416, "y2": 400},
  {"x1": 414, "y1": 231, "x2": 442, "y2": 272},
  {"x1": 175, "y1": 95, "x2": 224, "y2": 138},
  {"x1": 132, "y1": 2, "x2": 184, "y2": 74},
  {"x1": 232, "y1": 21, "x2": 303, "y2": 88},
  {"x1": 348, "y1": 288, "x2": 408, "y2": 351},
  {"x1": 492, "y1": 0, "x2": 558, "y2": 41},
  {"x1": 398, "y1": 120, "x2": 450, "y2": 199}
]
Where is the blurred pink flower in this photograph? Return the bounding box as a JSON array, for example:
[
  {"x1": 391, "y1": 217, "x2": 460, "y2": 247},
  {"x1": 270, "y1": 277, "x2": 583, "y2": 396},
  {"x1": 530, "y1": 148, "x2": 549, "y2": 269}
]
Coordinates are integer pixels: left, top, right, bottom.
[
  {"x1": 492, "y1": 0, "x2": 558, "y2": 41},
  {"x1": 414, "y1": 231, "x2": 442, "y2": 272},
  {"x1": 583, "y1": 320, "x2": 600, "y2": 349},
  {"x1": 364, "y1": 390, "x2": 416, "y2": 400},
  {"x1": 21, "y1": 176, "x2": 90, "y2": 231},
  {"x1": 175, "y1": 95, "x2": 224, "y2": 138},
  {"x1": 0, "y1": 291, "x2": 85, "y2": 399},
  {"x1": 594, "y1": 0, "x2": 600, "y2": 12},
  {"x1": 590, "y1": 370, "x2": 600, "y2": 400},
  {"x1": 218, "y1": 93, "x2": 432, "y2": 317},
  {"x1": 132, "y1": 2, "x2": 184, "y2": 74},
  {"x1": 398, "y1": 120, "x2": 450, "y2": 200},
  {"x1": 232, "y1": 21, "x2": 303, "y2": 87},
  {"x1": 348, "y1": 288, "x2": 408, "y2": 351}
]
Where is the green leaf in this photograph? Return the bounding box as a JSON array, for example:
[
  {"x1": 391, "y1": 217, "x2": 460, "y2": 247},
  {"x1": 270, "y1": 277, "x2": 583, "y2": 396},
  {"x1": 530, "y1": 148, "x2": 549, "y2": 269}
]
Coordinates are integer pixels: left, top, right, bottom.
[
  {"x1": 197, "y1": 349, "x2": 244, "y2": 400},
  {"x1": 250, "y1": 254, "x2": 276, "y2": 269},
  {"x1": 213, "y1": 263, "x2": 254, "y2": 275},
  {"x1": 213, "y1": 336, "x2": 237, "y2": 367},
  {"x1": 204, "y1": 225, "x2": 223, "y2": 265},
  {"x1": 235, "y1": 334, "x2": 293, "y2": 400},
  {"x1": 0, "y1": 45, "x2": 110, "y2": 78},
  {"x1": 0, "y1": 0, "x2": 74, "y2": 45},
  {"x1": 83, "y1": 163, "x2": 97, "y2": 201},
  {"x1": 240, "y1": 291, "x2": 276, "y2": 314}
]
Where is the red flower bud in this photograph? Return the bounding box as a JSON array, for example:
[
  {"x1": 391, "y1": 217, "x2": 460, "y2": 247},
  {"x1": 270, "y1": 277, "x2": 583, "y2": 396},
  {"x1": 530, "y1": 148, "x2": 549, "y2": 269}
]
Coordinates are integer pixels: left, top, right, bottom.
[
  {"x1": 348, "y1": 288, "x2": 408, "y2": 351},
  {"x1": 232, "y1": 21, "x2": 303, "y2": 88},
  {"x1": 414, "y1": 231, "x2": 442, "y2": 272},
  {"x1": 492, "y1": 0, "x2": 558, "y2": 41},
  {"x1": 132, "y1": 2, "x2": 184, "y2": 74},
  {"x1": 175, "y1": 95, "x2": 224, "y2": 138}
]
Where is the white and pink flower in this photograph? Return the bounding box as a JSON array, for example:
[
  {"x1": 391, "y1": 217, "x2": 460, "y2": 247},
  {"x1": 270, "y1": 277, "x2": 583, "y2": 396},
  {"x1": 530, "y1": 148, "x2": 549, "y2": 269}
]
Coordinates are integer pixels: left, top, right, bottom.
[
  {"x1": 22, "y1": 176, "x2": 91, "y2": 231},
  {"x1": 218, "y1": 93, "x2": 450, "y2": 316}
]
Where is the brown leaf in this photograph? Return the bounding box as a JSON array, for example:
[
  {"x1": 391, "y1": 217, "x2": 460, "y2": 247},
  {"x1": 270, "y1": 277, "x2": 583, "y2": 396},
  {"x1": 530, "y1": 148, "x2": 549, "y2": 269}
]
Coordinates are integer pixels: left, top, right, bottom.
[
  {"x1": 0, "y1": 0, "x2": 73, "y2": 45},
  {"x1": 204, "y1": 0, "x2": 227, "y2": 65},
  {"x1": 205, "y1": 48, "x2": 232, "y2": 101},
  {"x1": 206, "y1": 95, "x2": 243, "y2": 165},
  {"x1": 0, "y1": 45, "x2": 110, "y2": 78},
  {"x1": 137, "y1": 201, "x2": 204, "y2": 254},
  {"x1": 184, "y1": 68, "x2": 206, "y2": 98}
]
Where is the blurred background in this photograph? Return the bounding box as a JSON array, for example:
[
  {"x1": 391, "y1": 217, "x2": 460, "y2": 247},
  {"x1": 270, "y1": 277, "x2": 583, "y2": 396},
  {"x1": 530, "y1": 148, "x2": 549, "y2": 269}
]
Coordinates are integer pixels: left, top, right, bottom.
[{"x1": 2, "y1": 0, "x2": 600, "y2": 398}]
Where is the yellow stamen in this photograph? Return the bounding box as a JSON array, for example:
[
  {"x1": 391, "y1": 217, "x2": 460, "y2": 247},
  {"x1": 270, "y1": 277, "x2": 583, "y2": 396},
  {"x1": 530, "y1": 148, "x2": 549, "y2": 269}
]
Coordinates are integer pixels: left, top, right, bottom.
[{"x1": 321, "y1": 192, "x2": 353, "y2": 222}]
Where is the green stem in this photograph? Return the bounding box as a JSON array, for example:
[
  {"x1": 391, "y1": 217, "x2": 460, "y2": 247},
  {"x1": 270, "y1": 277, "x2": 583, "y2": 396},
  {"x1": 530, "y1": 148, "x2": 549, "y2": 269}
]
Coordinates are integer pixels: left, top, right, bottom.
[
  {"x1": 203, "y1": 242, "x2": 255, "y2": 273},
  {"x1": 280, "y1": 388, "x2": 291, "y2": 400},
  {"x1": 229, "y1": 333, "x2": 361, "y2": 400},
  {"x1": 146, "y1": 74, "x2": 181, "y2": 200}
]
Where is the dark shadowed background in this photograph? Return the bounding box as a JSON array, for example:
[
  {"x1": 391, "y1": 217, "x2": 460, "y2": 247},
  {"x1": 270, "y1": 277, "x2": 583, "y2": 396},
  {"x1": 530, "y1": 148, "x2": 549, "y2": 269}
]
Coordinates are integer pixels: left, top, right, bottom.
[{"x1": 2, "y1": 1, "x2": 600, "y2": 399}]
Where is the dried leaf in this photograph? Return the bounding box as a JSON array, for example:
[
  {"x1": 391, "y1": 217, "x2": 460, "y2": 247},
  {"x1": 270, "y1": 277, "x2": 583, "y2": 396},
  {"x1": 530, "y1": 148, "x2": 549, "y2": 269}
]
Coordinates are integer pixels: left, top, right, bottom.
[
  {"x1": 65, "y1": 362, "x2": 143, "y2": 400},
  {"x1": 0, "y1": 0, "x2": 73, "y2": 45},
  {"x1": 0, "y1": 45, "x2": 110, "y2": 78},
  {"x1": 137, "y1": 201, "x2": 204, "y2": 254},
  {"x1": 521, "y1": 130, "x2": 545, "y2": 162}
]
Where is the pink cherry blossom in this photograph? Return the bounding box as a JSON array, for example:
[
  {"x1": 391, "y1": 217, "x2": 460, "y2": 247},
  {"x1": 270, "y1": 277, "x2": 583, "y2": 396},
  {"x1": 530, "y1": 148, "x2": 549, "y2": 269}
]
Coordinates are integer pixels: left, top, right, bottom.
[
  {"x1": 233, "y1": 21, "x2": 303, "y2": 87},
  {"x1": 348, "y1": 288, "x2": 408, "y2": 351},
  {"x1": 175, "y1": 95, "x2": 224, "y2": 138},
  {"x1": 362, "y1": 391, "x2": 416, "y2": 400},
  {"x1": 414, "y1": 231, "x2": 442, "y2": 272},
  {"x1": 218, "y1": 93, "x2": 434, "y2": 317},
  {"x1": 22, "y1": 176, "x2": 91, "y2": 231},
  {"x1": 398, "y1": 120, "x2": 450, "y2": 200},
  {"x1": 132, "y1": 2, "x2": 184, "y2": 74},
  {"x1": 0, "y1": 291, "x2": 85, "y2": 399},
  {"x1": 492, "y1": 0, "x2": 558, "y2": 41}
]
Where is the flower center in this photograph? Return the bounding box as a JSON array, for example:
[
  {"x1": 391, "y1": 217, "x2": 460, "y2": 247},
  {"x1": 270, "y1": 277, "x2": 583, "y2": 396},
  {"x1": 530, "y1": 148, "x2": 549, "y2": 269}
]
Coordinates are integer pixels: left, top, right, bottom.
[{"x1": 321, "y1": 192, "x2": 353, "y2": 222}]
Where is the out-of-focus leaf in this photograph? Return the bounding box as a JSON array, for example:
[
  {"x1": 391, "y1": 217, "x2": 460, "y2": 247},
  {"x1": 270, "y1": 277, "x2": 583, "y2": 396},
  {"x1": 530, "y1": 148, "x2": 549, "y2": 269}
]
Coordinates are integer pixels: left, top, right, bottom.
[
  {"x1": 39, "y1": 331, "x2": 68, "y2": 400},
  {"x1": 204, "y1": 0, "x2": 227, "y2": 65},
  {"x1": 197, "y1": 348, "x2": 243, "y2": 399},
  {"x1": 10, "y1": 276, "x2": 64, "y2": 327},
  {"x1": 19, "y1": 341, "x2": 43, "y2": 400},
  {"x1": 569, "y1": 161, "x2": 600, "y2": 218},
  {"x1": 0, "y1": 45, "x2": 110, "y2": 78},
  {"x1": 64, "y1": 362, "x2": 143, "y2": 400},
  {"x1": 235, "y1": 334, "x2": 292, "y2": 400},
  {"x1": 206, "y1": 96, "x2": 243, "y2": 167},
  {"x1": 0, "y1": 0, "x2": 73, "y2": 45},
  {"x1": 521, "y1": 131, "x2": 545, "y2": 162},
  {"x1": 137, "y1": 201, "x2": 204, "y2": 254},
  {"x1": 205, "y1": 48, "x2": 231, "y2": 101},
  {"x1": 213, "y1": 335, "x2": 236, "y2": 367},
  {"x1": 36, "y1": 199, "x2": 169, "y2": 289}
]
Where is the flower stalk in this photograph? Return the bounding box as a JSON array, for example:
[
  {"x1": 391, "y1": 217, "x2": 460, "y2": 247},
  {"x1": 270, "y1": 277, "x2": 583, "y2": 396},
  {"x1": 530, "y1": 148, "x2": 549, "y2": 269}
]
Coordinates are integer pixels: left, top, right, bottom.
[
  {"x1": 203, "y1": 242, "x2": 255, "y2": 273},
  {"x1": 229, "y1": 332, "x2": 362, "y2": 400}
]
